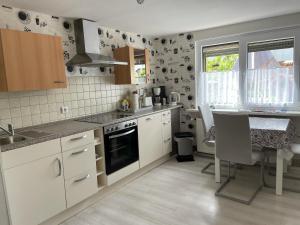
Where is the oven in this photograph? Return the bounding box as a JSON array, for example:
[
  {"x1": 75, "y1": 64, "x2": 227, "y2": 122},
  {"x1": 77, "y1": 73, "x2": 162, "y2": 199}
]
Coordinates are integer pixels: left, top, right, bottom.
[{"x1": 103, "y1": 119, "x2": 139, "y2": 175}]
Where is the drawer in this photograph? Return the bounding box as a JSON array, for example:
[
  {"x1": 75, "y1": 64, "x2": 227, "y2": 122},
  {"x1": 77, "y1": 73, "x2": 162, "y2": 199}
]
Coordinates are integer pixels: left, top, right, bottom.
[
  {"x1": 161, "y1": 110, "x2": 171, "y2": 121},
  {"x1": 65, "y1": 169, "x2": 98, "y2": 208},
  {"x1": 62, "y1": 144, "x2": 96, "y2": 179},
  {"x1": 139, "y1": 112, "x2": 162, "y2": 124},
  {"x1": 2, "y1": 139, "x2": 61, "y2": 170},
  {"x1": 61, "y1": 131, "x2": 94, "y2": 152}
]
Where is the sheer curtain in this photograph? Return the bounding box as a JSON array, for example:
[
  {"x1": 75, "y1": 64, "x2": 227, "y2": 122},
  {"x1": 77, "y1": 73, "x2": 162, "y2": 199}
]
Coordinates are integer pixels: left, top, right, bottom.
[
  {"x1": 245, "y1": 67, "x2": 295, "y2": 107},
  {"x1": 198, "y1": 71, "x2": 240, "y2": 107}
]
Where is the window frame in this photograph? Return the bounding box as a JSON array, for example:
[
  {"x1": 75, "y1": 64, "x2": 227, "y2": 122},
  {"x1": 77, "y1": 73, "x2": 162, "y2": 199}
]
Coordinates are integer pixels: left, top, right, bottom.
[{"x1": 195, "y1": 26, "x2": 300, "y2": 110}]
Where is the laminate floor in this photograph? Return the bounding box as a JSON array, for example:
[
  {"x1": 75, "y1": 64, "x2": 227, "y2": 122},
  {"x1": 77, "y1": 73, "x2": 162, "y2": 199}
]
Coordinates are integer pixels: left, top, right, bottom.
[{"x1": 61, "y1": 156, "x2": 300, "y2": 225}]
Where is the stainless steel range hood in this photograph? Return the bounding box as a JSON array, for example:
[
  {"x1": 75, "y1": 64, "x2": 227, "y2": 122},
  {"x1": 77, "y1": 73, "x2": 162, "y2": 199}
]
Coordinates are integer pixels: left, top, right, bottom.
[{"x1": 66, "y1": 19, "x2": 127, "y2": 67}]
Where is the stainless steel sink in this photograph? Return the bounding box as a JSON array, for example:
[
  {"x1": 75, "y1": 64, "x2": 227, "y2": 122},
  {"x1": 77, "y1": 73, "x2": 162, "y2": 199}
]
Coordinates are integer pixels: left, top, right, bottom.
[{"x1": 0, "y1": 135, "x2": 27, "y2": 145}]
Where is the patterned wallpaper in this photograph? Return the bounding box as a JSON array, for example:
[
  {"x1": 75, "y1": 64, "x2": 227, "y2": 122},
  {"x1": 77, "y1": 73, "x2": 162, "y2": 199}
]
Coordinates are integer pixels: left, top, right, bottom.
[
  {"x1": 152, "y1": 33, "x2": 196, "y2": 132},
  {"x1": 0, "y1": 5, "x2": 156, "y2": 128}
]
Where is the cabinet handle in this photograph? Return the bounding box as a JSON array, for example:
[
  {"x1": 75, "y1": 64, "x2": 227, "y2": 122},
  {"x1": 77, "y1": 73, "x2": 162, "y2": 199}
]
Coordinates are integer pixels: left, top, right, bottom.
[
  {"x1": 71, "y1": 148, "x2": 88, "y2": 156},
  {"x1": 54, "y1": 80, "x2": 65, "y2": 84},
  {"x1": 164, "y1": 138, "x2": 171, "y2": 143},
  {"x1": 146, "y1": 118, "x2": 152, "y2": 121},
  {"x1": 56, "y1": 158, "x2": 62, "y2": 177},
  {"x1": 74, "y1": 174, "x2": 90, "y2": 183},
  {"x1": 70, "y1": 135, "x2": 87, "y2": 142}
]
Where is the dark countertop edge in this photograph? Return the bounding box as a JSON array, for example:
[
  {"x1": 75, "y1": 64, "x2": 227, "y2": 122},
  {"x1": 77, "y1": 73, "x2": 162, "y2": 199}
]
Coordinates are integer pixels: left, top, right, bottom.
[{"x1": 0, "y1": 105, "x2": 182, "y2": 152}]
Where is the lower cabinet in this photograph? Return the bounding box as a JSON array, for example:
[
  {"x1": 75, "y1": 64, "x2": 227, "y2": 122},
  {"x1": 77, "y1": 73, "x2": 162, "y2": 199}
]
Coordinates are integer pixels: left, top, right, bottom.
[
  {"x1": 162, "y1": 119, "x2": 172, "y2": 155},
  {"x1": 138, "y1": 113, "x2": 163, "y2": 168},
  {"x1": 138, "y1": 110, "x2": 172, "y2": 168},
  {"x1": 3, "y1": 153, "x2": 66, "y2": 225}
]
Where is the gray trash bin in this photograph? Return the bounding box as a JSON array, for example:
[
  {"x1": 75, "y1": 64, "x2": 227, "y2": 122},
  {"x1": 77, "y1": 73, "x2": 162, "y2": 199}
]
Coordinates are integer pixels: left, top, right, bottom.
[{"x1": 174, "y1": 132, "x2": 194, "y2": 162}]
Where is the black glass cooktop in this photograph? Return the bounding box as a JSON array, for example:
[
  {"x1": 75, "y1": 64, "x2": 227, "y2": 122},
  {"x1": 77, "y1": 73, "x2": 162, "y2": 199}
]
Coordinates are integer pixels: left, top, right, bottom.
[{"x1": 76, "y1": 112, "x2": 133, "y2": 124}]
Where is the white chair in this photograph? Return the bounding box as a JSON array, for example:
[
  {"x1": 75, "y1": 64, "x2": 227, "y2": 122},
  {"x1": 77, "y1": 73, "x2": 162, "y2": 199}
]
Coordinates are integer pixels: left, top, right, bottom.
[
  {"x1": 198, "y1": 105, "x2": 216, "y2": 175},
  {"x1": 213, "y1": 113, "x2": 265, "y2": 205}
]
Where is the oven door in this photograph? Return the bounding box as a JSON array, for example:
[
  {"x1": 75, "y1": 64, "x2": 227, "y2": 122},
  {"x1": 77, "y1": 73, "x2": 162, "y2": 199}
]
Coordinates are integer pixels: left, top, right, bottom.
[{"x1": 104, "y1": 126, "x2": 139, "y2": 175}]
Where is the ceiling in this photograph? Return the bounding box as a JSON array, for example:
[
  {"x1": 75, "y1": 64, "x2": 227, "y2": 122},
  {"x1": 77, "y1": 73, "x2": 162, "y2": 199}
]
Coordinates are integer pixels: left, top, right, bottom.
[{"x1": 5, "y1": 0, "x2": 300, "y2": 37}]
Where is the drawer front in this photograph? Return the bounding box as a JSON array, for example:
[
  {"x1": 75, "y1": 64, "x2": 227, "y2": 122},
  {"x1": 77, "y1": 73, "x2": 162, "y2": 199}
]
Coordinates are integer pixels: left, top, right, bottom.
[
  {"x1": 139, "y1": 112, "x2": 162, "y2": 124},
  {"x1": 65, "y1": 169, "x2": 98, "y2": 208},
  {"x1": 161, "y1": 110, "x2": 171, "y2": 121},
  {"x1": 62, "y1": 144, "x2": 96, "y2": 179},
  {"x1": 2, "y1": 139, "x2": 61, "y2": 170},
  {"x1": 61, "y1": 131, "x2": 94, "y2": 152}
]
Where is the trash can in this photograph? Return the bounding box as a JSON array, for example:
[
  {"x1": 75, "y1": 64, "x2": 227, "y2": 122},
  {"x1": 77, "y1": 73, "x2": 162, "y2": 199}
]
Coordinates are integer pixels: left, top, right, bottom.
[{"x1": 174, "y1": 132, "x2": 194, "y2": 162}]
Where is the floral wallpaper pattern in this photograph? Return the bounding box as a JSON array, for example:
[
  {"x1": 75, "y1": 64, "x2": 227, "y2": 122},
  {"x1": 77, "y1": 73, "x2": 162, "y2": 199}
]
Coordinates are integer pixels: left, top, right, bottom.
[{"x1": 152, "y1": 33, "x2": 196, "y2": 132}]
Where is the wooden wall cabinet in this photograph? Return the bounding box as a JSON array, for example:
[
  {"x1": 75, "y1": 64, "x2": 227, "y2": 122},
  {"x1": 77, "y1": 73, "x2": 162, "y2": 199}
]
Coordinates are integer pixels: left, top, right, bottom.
[
  {"x1": 113, "y1": 46, "x2": 150, "y2": 85},
  {"x1": 0, "y1": 29, "x2": 67, "y2": 91}
]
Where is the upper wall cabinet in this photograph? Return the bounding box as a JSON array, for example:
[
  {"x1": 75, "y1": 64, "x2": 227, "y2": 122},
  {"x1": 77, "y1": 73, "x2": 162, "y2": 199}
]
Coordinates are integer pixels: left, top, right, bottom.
[
  {"x1": 113, "y1": 46, "x2": 150, "y2": 85},
  {"x1": 0, "y1": 29, "x2": 67, "y2": 92}
]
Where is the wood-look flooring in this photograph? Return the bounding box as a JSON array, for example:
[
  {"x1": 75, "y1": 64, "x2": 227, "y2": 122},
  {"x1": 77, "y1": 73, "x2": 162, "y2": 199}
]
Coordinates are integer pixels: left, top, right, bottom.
[{"x1": 61, "y1": 156, "x2": 300, "y2": 225}]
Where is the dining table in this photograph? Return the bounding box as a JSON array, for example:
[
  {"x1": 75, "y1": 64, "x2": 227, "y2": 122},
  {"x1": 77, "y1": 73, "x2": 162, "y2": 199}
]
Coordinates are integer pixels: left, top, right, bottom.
[{"x1": 210, "y1": 116, "x2": 296, "y2": 195}]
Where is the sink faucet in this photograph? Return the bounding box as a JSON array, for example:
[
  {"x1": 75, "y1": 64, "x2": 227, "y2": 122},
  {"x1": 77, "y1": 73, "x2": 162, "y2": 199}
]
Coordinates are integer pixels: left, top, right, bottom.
[{"x1": 0, "y1": 123, "x2": 14, "y2": 136}]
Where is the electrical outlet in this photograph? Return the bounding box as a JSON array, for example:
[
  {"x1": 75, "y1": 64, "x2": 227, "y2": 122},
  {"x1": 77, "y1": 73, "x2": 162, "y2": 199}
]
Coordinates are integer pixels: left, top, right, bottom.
[{"x1": 60, "y1": 106, "x2": 69, "y2": 114}]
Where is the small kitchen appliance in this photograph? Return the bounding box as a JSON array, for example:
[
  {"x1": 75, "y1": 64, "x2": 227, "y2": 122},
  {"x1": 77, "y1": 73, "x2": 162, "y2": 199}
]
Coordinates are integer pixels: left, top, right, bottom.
[
  {"x1": 152, "y1": 87, "x2": 161, "y2": 106},
  {"x1": 169, "y1": 92, "x2": 181, "y2": 105}
]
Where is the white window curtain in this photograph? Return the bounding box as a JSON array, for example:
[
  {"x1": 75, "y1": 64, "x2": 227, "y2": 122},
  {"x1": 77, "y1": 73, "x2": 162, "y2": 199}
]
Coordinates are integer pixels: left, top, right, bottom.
[
  {"x1": 245, "y1": 67, "x2": 295, "y2": 107},
  {"x1": 198, "y1": 71, "x2": 240, "y2": 107}
]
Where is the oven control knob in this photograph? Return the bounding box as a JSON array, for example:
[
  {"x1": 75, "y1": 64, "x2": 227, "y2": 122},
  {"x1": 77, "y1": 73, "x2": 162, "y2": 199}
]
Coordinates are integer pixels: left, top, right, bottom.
[
  {"x1": 125, "y1": 124, "x2": 129, "y2": 127},
  {"x1": 129, "y1": 123, "x2": 132, "y2": 126},
  {"x1": 115, "y1": 126, "x2": 119, "y2": 130},
  {"x1": 106, "y1": 129, "x2": 110, "y2": 133},
  {"x1": 132, "y1": 122, "x2": 136, "y2": 125}
]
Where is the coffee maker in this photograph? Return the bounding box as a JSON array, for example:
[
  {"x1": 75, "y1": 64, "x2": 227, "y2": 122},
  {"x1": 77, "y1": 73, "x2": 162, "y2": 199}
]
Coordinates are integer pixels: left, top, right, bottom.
[
  {"x1": 152, "y1": 86, "x2": 167, "y2": 106},
  {"x1": 152, "y1": 87, "x2": 161, "y2": 106}
]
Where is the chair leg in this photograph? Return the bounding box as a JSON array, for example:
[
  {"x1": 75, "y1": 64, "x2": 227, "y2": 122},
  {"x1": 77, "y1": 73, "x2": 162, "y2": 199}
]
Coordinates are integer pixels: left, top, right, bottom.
[
  {"x1": 202, "y1": 161, "x2": 238, "y2": 177},
  {"x1": 215, "y1": 161, "x2": 262, "y2": 205},
  {"x1": 201, "y1": 162, "x2": 215, "y2": 175}
]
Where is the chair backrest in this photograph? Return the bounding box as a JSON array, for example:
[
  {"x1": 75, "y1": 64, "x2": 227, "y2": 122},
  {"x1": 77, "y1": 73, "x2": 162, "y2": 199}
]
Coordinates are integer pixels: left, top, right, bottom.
[
  {"x1": 213, "y1": 113, "x2": 253, "y2": 165},
  {"x1": 198, "y1": 104, "x2": 214, "y2": 134}
]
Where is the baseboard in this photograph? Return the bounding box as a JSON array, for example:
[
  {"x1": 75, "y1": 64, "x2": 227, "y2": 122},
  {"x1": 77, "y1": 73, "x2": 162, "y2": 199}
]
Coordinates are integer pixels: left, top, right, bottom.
[{"x1": 40, "y1": 154, "x2": 172, "y2": 225}]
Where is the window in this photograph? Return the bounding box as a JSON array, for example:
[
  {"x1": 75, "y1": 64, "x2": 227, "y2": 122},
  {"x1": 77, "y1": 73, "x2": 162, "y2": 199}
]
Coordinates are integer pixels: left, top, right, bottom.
[
  {"x1": 197, "y1": 27, "x2": 300, "y2": 109},
  {"x1": 246, "y1": 38, "x2": 295, "y2": 106},
  {"x1": 199, "y1": 42, "x2": 240, "y2": 107}
]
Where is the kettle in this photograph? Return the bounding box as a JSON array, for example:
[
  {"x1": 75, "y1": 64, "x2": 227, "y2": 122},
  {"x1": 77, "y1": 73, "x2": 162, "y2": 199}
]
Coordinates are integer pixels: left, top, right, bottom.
[{"x1": 169, "y1": 92, "x2": 180, "y2": 105}]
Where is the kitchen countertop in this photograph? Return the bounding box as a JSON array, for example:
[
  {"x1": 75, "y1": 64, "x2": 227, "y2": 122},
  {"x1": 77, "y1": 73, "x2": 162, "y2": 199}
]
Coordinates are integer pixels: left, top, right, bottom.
[{"x1": 0, "y1": 105, "x2": 181, "y2": 152}]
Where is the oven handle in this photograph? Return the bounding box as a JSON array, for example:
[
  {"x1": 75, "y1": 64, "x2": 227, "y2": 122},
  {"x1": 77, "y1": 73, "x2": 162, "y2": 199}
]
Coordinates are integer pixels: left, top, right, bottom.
[{"x1": 109, "y1": 129, "x2": 135, "y2": 139}]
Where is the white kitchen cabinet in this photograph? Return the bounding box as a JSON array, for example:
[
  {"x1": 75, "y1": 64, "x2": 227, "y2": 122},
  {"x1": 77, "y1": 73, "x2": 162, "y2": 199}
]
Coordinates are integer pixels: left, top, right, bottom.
[
  {"x1": 162, "y1": 110, "x2": 172, "y2": 155},
  {"x1": 162, "y1": 119, "x2": 172, "y2": 155},
  {"x1": 3, "y1": 153, "x2": 66, "y2": 225},
  {"x1": 138, "y1": 113, "x2": 163, "y2": 168}
]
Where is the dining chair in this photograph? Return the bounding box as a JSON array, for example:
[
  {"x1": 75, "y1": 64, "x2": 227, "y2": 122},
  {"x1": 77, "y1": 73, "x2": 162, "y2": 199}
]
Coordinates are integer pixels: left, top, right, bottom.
[
  {"x1": 213, "y1": 113, "x2": 265, "y2": 205},
  {"x1": 198, "y1": 105, "x2": 215, "y2": 175}
]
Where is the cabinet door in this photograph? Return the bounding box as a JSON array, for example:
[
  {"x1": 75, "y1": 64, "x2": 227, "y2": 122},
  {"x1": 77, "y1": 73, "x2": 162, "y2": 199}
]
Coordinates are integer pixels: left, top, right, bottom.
[
  {"x1": 138, "y1": 113, "x2": 163, "y2": 168},
  {"x1": 114, "y1": 46, "x2": 134, "y2": 84},
  {"x1": 3, "y1": 153, "x2": 66, "y2": 225},
  {"x1": 162, "y1": 120, "x2": 172, "y2": 155},
  {"x1": 144, "y1": 48, "x2": 150, "y2": 83},
  {"x1": 0, "y1": 29, "x2": 66, "y2": 91}
]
